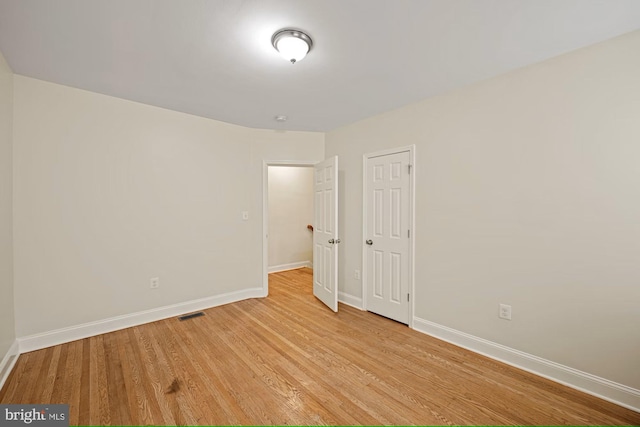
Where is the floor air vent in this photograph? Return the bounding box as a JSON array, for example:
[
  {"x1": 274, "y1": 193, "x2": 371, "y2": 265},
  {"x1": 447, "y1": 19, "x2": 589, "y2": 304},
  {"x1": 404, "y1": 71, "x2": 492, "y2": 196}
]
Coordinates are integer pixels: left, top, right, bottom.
[{"x1": 178, "y1": 312, "x2": 205, "y2": 321}]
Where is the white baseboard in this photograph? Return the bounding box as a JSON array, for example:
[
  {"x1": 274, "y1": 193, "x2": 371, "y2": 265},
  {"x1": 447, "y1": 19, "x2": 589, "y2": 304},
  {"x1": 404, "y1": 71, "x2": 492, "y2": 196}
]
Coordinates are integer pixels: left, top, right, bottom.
[
  {"x1": 0, "y1": 340, "x2": 19, "y2": 391},
  {"x1": 338, "y1": 292, "x2": 363, "y2": 310},
  {"x1": 18, "y1": 288, "x2": 265, "y2": 353},
  {"x1": 268, "y1": 261, "x2": 312, "y2": 274},
  {"x1": 413, "y1": 317, "x2": 640, "y2": 413}
]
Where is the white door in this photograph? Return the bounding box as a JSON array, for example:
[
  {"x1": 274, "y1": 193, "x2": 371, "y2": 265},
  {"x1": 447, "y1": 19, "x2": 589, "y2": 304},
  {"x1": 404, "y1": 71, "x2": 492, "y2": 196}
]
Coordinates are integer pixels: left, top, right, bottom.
[
  {"x1": 365, "y1": 151, "x2": 411, "y2": 323},
  {"x1": 313, "y1": 156, "x2": 339, "y2": 312}
]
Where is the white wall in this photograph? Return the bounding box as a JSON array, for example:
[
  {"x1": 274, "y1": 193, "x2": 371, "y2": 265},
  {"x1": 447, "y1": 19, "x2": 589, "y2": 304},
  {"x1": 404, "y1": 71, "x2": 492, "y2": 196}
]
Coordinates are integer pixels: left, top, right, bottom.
[
  {"x1": 325, "y1": 30, "x2": 640, "y2": 390},
  {"x1": 0, "y1": 51, "x2": 15, "y2": 361},
  {"x1": 12, "y1": 76, "x2": 324, "y2": 337},
  {"x1": 268, "y1": 166, "x2": 314, "y2": 271}
]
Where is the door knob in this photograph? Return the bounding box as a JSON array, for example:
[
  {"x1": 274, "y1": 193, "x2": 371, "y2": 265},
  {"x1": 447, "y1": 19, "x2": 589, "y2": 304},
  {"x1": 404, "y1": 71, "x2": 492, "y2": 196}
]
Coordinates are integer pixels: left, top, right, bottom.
[
  {"x1": 328, "y1": 239, "x2": 335, "y2": 244},
  {"x1": 366, "y1": 239, "x2": 373, "y2": 245},
  {"x1": 335, "y1": 239, "x2": 341, "y2": 244}
]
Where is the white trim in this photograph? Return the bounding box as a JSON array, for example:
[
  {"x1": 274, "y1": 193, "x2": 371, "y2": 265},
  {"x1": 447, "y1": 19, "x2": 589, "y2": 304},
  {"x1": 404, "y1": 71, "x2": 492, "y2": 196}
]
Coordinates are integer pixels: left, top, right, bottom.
[
  {"x1": 413, "y1": 317, "x2": 640, "y2": 413},
  {"x1": 262, "y1": 160, "x2": 318, "y2": 297},
  {"x1": 365, "y1": 145, "x2": 415, "y2": 159},
  {"x1": 0, "y1": 340, "x2": 19, "y2": 390},
  {"x1": 361, "y1": 154, "x2": 367, "y2": 311},
  {"x1": 362, "y1": 145, "x2": 416, "y2": 327},
  {"x1": 268, "y1": 261, "x2": 312, "y2": 274},
  {"x1": 408, "y1": 147, "x2": 416, "y2": 329},
  {"x1": 338, "y1": 292, "x2": 364, "y2": 310},
  {"x1": 18, "y1": 288, "x2": 264, "y2": 353}
]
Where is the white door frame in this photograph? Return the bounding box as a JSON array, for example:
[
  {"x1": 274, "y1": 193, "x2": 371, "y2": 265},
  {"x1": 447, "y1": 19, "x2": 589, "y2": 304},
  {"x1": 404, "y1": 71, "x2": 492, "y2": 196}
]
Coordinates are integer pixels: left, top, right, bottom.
[
  {"x1": 262, "y1": 160, "x2": 317, "y2": 296},
  {"x1": 361, "y1": 145, "x2": 416, "y2": 327}
]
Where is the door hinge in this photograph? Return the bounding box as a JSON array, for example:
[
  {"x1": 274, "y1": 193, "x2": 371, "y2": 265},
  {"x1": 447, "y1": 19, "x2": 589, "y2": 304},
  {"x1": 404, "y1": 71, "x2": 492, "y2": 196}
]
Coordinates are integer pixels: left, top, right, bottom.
[
  {"x1": 407, "y1": 293, "x2": 410, "y2": 302},
  {"x1": 408, "y1": 164, "x2": 412, "y2": 174},
  {"x1": 407, "y1": 229, "x2": 410, "y2": 238}
]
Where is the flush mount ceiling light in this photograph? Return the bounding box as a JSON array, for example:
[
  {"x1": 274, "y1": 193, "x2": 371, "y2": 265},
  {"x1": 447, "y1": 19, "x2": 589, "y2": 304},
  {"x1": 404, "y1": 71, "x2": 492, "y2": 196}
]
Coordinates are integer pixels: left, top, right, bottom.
[{"x1": 271, "y1": 28, "x2": 313, "y2": 64}]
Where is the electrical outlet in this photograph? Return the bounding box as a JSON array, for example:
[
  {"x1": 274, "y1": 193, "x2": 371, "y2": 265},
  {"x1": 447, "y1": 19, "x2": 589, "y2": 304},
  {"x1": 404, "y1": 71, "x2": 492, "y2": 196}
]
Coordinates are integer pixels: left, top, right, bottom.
[
  {"x1": 354, "y1": 270, "x2": 361, "y2": 280},
  {"x1": 499, "y1": 304, "x2": 512, "y2": 320},
  {"x1": 150, "y1": 277, "x2": 159, "y2": 289}
]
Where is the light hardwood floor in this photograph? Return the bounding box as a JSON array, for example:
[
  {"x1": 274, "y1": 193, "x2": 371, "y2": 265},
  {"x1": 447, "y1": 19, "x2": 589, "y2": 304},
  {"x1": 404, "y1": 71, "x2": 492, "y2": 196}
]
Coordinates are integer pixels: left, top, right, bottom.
[{"x1": 1, "y1": 268, "x2": 639, "y2": 425}]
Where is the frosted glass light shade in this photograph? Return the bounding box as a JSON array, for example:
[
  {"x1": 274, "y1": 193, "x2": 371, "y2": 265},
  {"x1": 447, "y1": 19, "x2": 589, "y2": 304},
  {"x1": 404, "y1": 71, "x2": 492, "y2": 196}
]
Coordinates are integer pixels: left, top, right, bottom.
[
  {"x1": 271, "y1": 29, "x2": 313, "y2": 64},
  {"x1": 276, "y1": 37, "x2": 309, "y2": 63}
]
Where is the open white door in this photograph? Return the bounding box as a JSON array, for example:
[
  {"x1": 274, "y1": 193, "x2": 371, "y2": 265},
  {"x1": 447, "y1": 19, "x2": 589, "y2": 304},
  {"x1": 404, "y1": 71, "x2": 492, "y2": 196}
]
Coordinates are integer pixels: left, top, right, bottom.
[{"x1": 313, "y1": 156, "x2": 339, "y2": 312}]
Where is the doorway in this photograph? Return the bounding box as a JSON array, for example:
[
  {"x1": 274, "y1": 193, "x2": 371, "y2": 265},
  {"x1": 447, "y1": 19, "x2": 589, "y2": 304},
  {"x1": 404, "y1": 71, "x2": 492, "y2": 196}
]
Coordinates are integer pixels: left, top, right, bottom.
[
  {"x1": 261, "y1": 160, "x2": 316, "y2": 297},
  {"x1": 362, "y1": 146, "x2": 415, "y2": 326},
  {"x1": 262, "y1": 158, "x2": 340, "y2": 313},
  {"x1": 267, "y1": 165, "x2": 315, "y2": 274}
]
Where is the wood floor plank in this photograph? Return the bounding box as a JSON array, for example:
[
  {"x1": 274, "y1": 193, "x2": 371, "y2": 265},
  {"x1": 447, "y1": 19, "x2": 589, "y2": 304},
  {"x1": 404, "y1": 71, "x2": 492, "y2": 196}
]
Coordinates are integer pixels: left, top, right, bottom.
[
  {"x1": 227, "y1": 303, "x2": 438, "y2": 424},
  {"x1": 21, "y1": 347, "x2": 49, "y2": 403},
  {"x1": 48, "y1": 342, "x2": 69, "y2": 405},
  {"x1": 0, "y1": 352, "x2": 29, "y2": 403},
  {"x1": 117, "y1": 329, "x2": 155, "y2": 426},
  {"x1": 77, "y1": 339, "x2": 90, "y2": 425},
  {"x1": 166, "y1": 318, "x2": 255, "y2": 425},
  {"x1": 216, "y1": 305, "x2": 368, "y2": 425},
  {"x1": 1, "y1": 267, "x2": 639, "y2": 425},
  {"x1": 103, "y1": 332, "x2": 131, "y2": 426},
  {"x1": 64, "y1": 340, "x2": 83, "y2": 425},
  {"x1": 38, "y1": 345, "x2": 61, "y2": 402},
  {"x1": 146, "y1": 321, "x2": 201, "y2": 426},
  {"x1": 129, "y1": 327, "x2": 175, "y2": 425}
]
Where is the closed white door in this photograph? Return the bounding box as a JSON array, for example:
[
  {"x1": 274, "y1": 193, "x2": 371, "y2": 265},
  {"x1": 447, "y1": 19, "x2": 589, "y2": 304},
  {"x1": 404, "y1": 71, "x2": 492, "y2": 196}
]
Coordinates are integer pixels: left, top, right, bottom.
[
  {"x1": 365, "y1": 151, "x2": 411, "y2": 323},
  {"x1": 313, "y1": 156, "x2": 339, "y2": 312}
]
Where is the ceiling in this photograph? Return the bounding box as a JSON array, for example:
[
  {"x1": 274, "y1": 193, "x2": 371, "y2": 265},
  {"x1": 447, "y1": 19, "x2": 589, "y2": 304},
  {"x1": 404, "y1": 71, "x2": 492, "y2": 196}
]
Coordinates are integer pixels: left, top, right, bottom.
[{"x1": 1, "y1": 0, "x2": 640, "y2": 132}]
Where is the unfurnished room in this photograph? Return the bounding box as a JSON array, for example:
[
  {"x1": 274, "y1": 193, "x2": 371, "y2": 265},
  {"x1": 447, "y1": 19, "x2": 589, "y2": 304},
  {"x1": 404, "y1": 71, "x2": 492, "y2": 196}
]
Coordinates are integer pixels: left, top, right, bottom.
[{"x1": 0, "y1": 1, "x2": 639, "y2": 425}]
